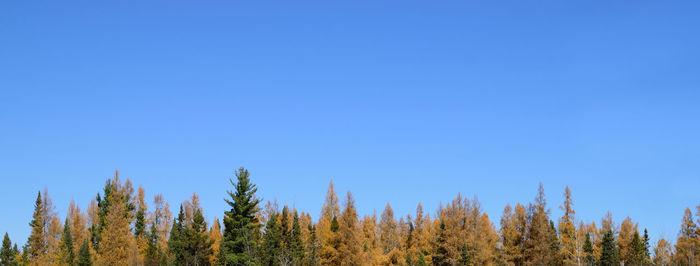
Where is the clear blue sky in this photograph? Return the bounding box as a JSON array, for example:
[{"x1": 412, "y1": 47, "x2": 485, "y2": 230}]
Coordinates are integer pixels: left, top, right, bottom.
[{"x1": 2, "y1": 1, "x2": 699, "y2": 246}]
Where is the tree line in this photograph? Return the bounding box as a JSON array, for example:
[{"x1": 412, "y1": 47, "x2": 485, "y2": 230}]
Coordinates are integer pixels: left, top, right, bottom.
[{"x1": 1, "y1": 167, "x2": 699, "y2": 265}]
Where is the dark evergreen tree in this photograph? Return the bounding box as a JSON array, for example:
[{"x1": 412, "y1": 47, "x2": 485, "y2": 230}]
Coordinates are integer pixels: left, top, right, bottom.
[
  {"x1": 599, "y1": 230, "x2": 619, "y2": 266},
  {"x1": 58, "y1": 219, "x2": 75, "y2": 265},
  {"x1": 416, "y1": 252, "x2": 427, "y2": 266},
  {"x1": 432, "y1": 221, "x2": 448, "y2": 266},
  {"x1": 628, "y1": 231, "x2": 649, "y2": 265},
  {"x1": 144, "y1": 221, "x2": 162, "y2": 266},
  {"x1": 185, "y1": 209, "x2": 214, "y2": 266},
  {"x1": 91, "y1": 180, "x2": 112, "y2": 251},
  {"x1": 583, "y1": 233, "x2": 595, "y2": 266},
  {"x1": 168, "y1": 205, "x2": 187, "y2": 265},
  {"x1": 1, "y1": 232, "x2": 16, "y2": 266},
  {"x1": 76, "y1": 239, "x2": 92, "y2": 266},
  {"x1": 548, "y1": 220, "x2": 562, "y2": 265},
  {"x1": 305, "y1": 225, "x2": 319, "y2": 266},
  {"x1": 134, "y1": 205, "x2": 147, "y2": 239},
  {"x1": 278, "y1": 206, "x2": 292, "y2": 265},
  {"x1": 261, "y1": 212, "x2": 281, "y2": 265},
  {"x1": 26, "y1": 191, "x2": 45, "y2": 261},
  {"x1": 642, "y1": 229, "x2": 651, "y2": 262},
  {"x1": 458, "y1": 242, "x2": 472, "y2": 266},
  {"x1": 288, "y1": 212, "x2": 305, "y2": 264},
  {"x1": 330, "y1": 216, "x2": 339, "y2": 233},
  {"x1": 219, "y1": 167, "x2": 262, "y2": 266}
]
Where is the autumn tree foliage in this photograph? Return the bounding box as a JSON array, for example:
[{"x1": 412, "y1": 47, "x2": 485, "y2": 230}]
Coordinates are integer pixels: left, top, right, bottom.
[
  {"x1": 674, "y1": 207, "x2": 699, "y2": 265},
  {"x1": 654, "y1": 238, "x2": 673, "y2": 266},
  {"x1": 13, "y1": 167, "x2": 700, "y2": 266},
  {"x1": 95, "y1": 175, "x2": 137, "y2": 265},
  {"x1": 525, "y1": 183, "x2": 558, "y2": 265},
  {"x1": 318, "y1": 180, "x2": 341, "y2": 265},
  {"x1": 558, "y1": 186, "x2": 577, "y2": 265},
  {"x1": 338, "y1": 191, "x2": 362, "y2": 265}
]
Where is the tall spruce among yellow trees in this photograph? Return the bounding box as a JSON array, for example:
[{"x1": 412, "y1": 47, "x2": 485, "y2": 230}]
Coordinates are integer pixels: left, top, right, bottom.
[
  {"x1": 12, "y1": 168, "x2": 700, "y2": 265},
  {"x1": 26, "y1": 191, "x2": 46, "y2": 264}
]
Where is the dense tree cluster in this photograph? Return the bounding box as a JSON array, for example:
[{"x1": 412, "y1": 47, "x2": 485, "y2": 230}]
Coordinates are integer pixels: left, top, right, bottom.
[{"x1": 2, "y1": 167, "x2": 700, "y2": 265}]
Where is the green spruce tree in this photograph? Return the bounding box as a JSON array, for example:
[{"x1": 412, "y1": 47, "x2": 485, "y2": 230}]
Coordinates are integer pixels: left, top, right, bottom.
[
  {"x1": 459, "y1": 242, "x2": 472, "y2": 266},
  {"x1": 144, "y1": 221, "x2": 162, "y2": 266},
  {"x1": 432, "y1": 221, "x2": 448, "y2": 266},
  {"x1": 134, "y1": 206, "x2": 146, "y2": 239},
  {"x1": 58, "y1": 219, "x2": 75, "y2": 265},
  {"x1": 168, "y1": 205, "x2": 187, "y2": 265},
  {"x1": 26, "y1": 191, "x2": 45, "y2": 262},
  {"x1": 305, "y1": 225, "x2": 319, "y2": 266},
  {"x1": 1, "y1": 232, "x2": 16, "y2": 266},
  {"x1": 91, "y1": 180, "x2": 112, "y2": 251},
  {"x1": 76, "y1": 239, "x2": 92, "y2": 266},
  {"x1": 628, "y1": 231, "x2": 650, "y2": 266},
  {"x1": 583, "y1": 233, "x2": 595, "y2": 266},
  {"x1": 599, "y1": 230, "x2": 619, "y2": 266},
  {"x1": 185, "y1": 209, "x2": 214, "y2": 265},
  {"x1": 288, "y1": 212, "x2": 305, "y2": 264},
  {"x1": 219, "y1": 167, "x2": 262, "y2": 265},
  {"x1": 261, "y1": 212, "x2": 281, "y2": 265},
  {"x1": 642, "y1": 229, "x2": 651, "y2": 263}
]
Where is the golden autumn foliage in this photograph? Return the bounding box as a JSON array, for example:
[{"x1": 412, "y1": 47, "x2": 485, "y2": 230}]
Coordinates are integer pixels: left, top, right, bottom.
[
  {"x1": 338, "y1": 191, "x2": 363, "y2": 265},
  {"x1": 95, "y1": 180, "x2": 136, "y2": 266},
  {"x1": 14, "y1": 168, "x2": 700, "y2": 266}
]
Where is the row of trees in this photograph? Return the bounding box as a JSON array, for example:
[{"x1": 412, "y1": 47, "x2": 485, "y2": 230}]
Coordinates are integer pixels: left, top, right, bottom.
[{"x1": 1, "y1": 167, "x2": 699, "y2": 265}]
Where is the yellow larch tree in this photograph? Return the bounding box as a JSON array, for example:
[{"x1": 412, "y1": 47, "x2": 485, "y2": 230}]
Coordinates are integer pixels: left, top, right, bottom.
[
  {"x1": 653, "y1": 238, "x2": 672, "y2": 266},
  {"x1": 500, "y1": 204, "x2": 521, "y2": 265},
  {"x1": 558, "y1": 186, "x2": 578, "y2": 265},
  {"x1": 151, "y1": 193, "x2": 172, "y2": 251},
  {"x1": 412, "y1": 203, "x2": 432, "y2": 263},
  {"x1": 674, "y1": 207, "x2": 699, "y2": 265},
  {"x1": 473, "y1": 212, "x2": 499, "y2": 264},
  {"x1": 440, "y1": 193, "x2": 470, "y2": 264},
  {"x1": 617, "y1": 216, "x2": 638, "y2": 264},
  {"x1": 379, "y1": 202, "x2": 403, "y2": 265},
  {"x1": 513, "y1": 203, "x2": 528, "y2": 265},
  {"x1": 95, "y1": 182, "x2": 136, "y2": 265},
  {"x1": 525, "y1": 183, "x2": 555, "y2": 265},
  {"x1": 67, "y1": 199, "x2": 88, "y2": 256},
  {"x1": 360, "y1": 214, "x2": 383, "y2": 265},
  {"x1": 318, "y1": 180, "x2": 341, "y2": 265},
  {"x1": 575, "y1": 220, "x2": 588, "y2": 265},
  {"x1": 134, "y1": 186, "x2": 149, "y2": 262},
  {"x1": 338, "y1": 191, "x2": 362, "y2": 265},
  {"x1": 209, "y1": 217, "x2": 222, "y2": 265}
]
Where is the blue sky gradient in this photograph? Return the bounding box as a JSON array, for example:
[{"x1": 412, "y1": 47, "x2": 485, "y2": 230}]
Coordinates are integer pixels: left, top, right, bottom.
[{"x1": 1, "y1": 1, "x2": 699, "y2": 245}]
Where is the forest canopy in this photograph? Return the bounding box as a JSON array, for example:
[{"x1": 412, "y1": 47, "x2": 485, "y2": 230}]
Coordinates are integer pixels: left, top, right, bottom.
[{"x1": 1, "y1": 167, "x2": 699, "y2": 266}]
